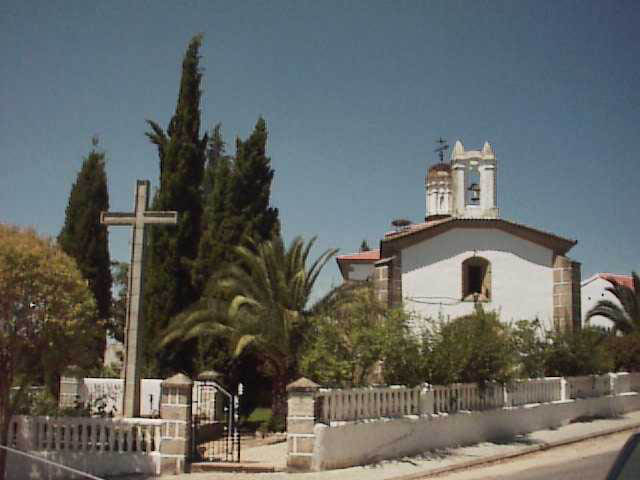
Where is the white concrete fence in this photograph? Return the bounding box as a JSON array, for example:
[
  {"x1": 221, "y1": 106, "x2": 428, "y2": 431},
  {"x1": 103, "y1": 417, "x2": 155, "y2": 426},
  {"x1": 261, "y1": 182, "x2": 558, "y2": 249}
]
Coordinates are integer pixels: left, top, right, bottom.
[
  {"x1": 313, "y1": 373, "x2": 640, "y2": 423},
  {"x1": 6, "y1": 415, "x2": 164, "y2": 478},
  {"x1": 9, "y1": 416, "x2": 162, "y2": 454},
  {"x1": 289, "y1": 372, "x2": 640, "y2": 471},
  {"x1": 7, "y1": 373, "x2": 196, "y2": 479}
]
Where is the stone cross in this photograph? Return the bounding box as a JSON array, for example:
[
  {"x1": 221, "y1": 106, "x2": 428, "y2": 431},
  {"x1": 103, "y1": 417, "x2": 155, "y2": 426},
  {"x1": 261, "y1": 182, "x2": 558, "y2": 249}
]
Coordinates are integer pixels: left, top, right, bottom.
[{"x1": 101, "y1": 180, "x2": 177, "y2": 418}]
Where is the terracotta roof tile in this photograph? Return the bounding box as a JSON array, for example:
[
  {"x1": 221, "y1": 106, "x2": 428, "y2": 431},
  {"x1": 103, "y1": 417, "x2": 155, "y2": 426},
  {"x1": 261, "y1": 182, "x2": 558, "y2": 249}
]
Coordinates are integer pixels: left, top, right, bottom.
[
  {"x1": 600, "y1": 273, "x2": 634, "y2": 289},
  {"x1": 336, "y1": 249, "x2": 380, "y2": 262}
]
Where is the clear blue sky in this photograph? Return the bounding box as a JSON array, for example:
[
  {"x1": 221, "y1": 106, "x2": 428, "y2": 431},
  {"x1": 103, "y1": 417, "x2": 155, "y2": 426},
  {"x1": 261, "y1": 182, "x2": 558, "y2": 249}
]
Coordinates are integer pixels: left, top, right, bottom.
[{"x1": 1, "y1": 0, "x2": 638, "y2": 300}]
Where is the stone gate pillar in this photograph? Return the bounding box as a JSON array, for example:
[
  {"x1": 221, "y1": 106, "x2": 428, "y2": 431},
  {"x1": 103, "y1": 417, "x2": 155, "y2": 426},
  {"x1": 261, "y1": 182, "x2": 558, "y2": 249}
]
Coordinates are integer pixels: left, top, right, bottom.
[
  {"x1": 160, "y1": 373, "x2": 193, "y2": 474},
  {"x1": 286, "y1": 377, "x2": 319, "y2": 471}
]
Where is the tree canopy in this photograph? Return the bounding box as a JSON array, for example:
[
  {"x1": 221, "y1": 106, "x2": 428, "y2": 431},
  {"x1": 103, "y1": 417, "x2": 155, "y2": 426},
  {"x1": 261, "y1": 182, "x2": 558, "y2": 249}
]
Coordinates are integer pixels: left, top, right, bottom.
[
  {"x1": 57, "y1": 141, "x2": 111, "y2": 362},
  {"x1": 164, "y1": 234, "x2": 336, "y2": 420},
  {"x1": 0, "y1": 224, "x2": 97, "y2": 480},
  {"x1": 143, "y1": 34, "x2": 208, "y2": 375}
]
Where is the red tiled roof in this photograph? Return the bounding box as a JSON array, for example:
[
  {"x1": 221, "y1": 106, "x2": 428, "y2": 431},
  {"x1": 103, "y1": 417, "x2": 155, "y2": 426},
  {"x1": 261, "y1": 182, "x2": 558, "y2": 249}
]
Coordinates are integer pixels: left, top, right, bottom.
[
  {"x1": 600, "y1": 273, "x2": 634, "y2": 289},
  {"x1": 336, "y1": 249, "x2": 381, "y2": 262}
]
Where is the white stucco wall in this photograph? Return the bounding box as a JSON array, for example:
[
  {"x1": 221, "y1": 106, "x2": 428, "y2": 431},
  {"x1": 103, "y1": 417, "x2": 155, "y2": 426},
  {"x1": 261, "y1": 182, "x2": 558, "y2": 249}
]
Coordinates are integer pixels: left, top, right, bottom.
[
  {"x1": 582, "y1": 276, "x2": 619, "y2": 330},
  {"x1": 80, "y1": 378, "x2": 162, "y2": 416},
  {"x1": 347, "y1": 263, "x2": 374, "y2": 281},
  {"x1": 401, "y1": 228, "x2": 555, "y2": 330}
]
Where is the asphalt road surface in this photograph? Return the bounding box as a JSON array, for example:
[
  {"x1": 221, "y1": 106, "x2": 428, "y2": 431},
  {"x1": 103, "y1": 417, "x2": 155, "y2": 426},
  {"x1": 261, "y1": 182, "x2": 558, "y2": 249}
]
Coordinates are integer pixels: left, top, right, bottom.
[
  {"x1": 450, "y1": 450, "x2": 616, "y2": 480},
  {"x1": 437, "y1": 431, "x2": 632, "y2": 480}
]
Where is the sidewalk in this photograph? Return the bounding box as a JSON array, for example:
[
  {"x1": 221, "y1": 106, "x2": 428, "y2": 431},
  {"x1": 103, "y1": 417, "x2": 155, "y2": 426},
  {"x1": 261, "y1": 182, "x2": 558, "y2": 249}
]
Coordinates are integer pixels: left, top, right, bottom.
[{"x1": 116, "y1": 410, "x2": 640, "y2": 480}]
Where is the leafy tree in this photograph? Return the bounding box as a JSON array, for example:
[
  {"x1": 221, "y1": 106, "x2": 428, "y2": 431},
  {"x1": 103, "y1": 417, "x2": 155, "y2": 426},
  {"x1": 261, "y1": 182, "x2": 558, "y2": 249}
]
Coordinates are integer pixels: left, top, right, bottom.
[
  {"x1": 0, "y1": 225, "x2": 97, "y2": 480},
  {"x1": 605, "y1": 333, "x2": 640, "y2": 372},
  {"x1": 511, "y1": 319, "x2": 549, "y2": 378},
  {"x1": 57, "y1": 139, "x2": 112, "y2": 363},
  {"x1": 143, "y1": 34, "x2": 208, "y2": 375},
  {"x1": 163, "y1": 234, "x2": 336, "y2": 421},
  {"x1": 545, "y1": 327, "x2": 613, "y2": 376},
  {"x1": 424, "y1": 306, "x2": 517, "y2": 387},
  {"x1": 300, "y1": 285, "x2": 422, "y2": 387},
  {"x1": 586, "y1": 272, "x2": 640, "y2": 334}
]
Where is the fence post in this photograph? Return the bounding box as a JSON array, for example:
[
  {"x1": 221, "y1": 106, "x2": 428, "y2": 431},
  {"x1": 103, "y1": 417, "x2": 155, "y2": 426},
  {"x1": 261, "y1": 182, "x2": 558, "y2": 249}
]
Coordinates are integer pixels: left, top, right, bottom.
[
  {"x1": 159, "y1": 373, "x2": 193, "y2": 474},
  {"x1": 419, "y1": 383, "x2": 433, "y2": 416},
  {"x1": 559, "y1": 377, "x2": 568, "y2": 401},
  {"x1": 286, "y1": 377, "x2": 319, "y2": 472}
]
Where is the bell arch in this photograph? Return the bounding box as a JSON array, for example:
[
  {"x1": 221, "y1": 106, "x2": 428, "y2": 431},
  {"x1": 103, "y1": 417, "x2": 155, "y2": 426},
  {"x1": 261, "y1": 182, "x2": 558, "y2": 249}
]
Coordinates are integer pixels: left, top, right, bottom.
[{"x1": 461, "y1": 256, "x2": 491, "y2": 301}]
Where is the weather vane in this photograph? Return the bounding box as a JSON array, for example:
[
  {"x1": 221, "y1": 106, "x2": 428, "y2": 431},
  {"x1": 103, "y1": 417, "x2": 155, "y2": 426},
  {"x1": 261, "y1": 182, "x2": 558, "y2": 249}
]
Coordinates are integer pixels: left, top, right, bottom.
[{"x1": 434, "y1": 137, "x2": 449, "y2": 163}]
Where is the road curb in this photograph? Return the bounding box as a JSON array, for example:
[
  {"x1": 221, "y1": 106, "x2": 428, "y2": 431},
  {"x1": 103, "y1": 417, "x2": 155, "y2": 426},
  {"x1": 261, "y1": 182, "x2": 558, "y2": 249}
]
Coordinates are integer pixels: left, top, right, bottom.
[{"x1": 388, "y1": 421, "x2": 640, "y2": 480}]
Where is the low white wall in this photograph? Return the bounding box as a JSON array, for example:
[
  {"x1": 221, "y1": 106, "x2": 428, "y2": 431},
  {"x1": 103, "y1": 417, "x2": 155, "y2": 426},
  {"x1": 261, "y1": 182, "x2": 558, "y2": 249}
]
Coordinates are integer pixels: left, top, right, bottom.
[
  {"x1": 6, "y1": 449, "x2": 160, "y2": 479},
  {"x1": 6, "y1": 415, "x2": 163, "y2": 479},
  {"x1": 311, "y1": 393, "x2": 640, "y2": 471}
]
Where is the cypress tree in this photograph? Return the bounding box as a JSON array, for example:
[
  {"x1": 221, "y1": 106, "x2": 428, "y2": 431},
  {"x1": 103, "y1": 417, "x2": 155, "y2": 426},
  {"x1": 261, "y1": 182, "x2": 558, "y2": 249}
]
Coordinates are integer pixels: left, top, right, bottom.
[
  {"x1": 143, "y1": 35, "x2": 208, "y2": 375},
  {"x1": 194, "y1": 118, "x2": 280, "y2": 294},
  {"x1": 231, "y1": 117, "x2": 280, "y2": 245},
  {"x1": 193, "y1": 125, "x2": 235, "y2": 293},
  {"x1": 58, "y1": 138, "x2": 112, "y2": 364}
]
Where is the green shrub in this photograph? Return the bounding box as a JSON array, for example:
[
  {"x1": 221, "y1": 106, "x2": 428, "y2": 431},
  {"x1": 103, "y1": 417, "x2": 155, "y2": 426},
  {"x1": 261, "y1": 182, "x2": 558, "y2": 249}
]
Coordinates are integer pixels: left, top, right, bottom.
[
  {"x1": 511, "y1": 319, "x2": 549, "y2": 378},
  {"x1": 424, "y1": 305, "x2": 517, "y2": 387},
  {"x1": 604, "y1": 333, "x2": 640, "y2": 371},
  {"x1": 545, "y1": 327, "x2": 613, "y2": 376}
]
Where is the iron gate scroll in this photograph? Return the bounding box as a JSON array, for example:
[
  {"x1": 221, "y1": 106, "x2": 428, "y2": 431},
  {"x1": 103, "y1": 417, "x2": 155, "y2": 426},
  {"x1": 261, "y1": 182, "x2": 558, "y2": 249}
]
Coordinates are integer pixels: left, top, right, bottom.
[{"x1": 192, "y1": 380, "x2": 241, "y2": 462}]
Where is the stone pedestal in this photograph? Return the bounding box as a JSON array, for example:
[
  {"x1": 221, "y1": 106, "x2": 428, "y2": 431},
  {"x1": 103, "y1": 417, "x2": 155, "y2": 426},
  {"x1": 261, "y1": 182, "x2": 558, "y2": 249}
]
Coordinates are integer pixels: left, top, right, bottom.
[
  {"x1": 286, "y1": 377, "x2": 319, "y2": 471},
  {"x1": 160, "y1": 373, "x2": 193, "y2": 474}
]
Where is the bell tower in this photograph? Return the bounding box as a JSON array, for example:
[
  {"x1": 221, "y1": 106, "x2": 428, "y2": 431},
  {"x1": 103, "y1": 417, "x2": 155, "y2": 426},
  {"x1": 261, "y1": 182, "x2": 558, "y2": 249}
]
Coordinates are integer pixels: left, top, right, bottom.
[{"x1": 450, "y1": 140, "x2": 499, "y2": 219}]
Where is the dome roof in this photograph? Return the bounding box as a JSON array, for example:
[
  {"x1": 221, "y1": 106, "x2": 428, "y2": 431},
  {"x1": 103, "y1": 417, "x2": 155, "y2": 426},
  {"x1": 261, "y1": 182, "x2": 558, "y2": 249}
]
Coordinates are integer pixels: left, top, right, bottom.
[{"x1": 427, "y1": 162, "x2": 451, "y2": 180}]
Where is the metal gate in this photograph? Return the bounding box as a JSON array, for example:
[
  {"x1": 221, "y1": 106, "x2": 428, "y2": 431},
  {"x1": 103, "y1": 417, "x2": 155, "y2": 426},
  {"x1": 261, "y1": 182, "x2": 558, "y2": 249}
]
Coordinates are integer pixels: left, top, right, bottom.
[{"x1": 191, "y1": 379, "x2": 241, "y2": 463}]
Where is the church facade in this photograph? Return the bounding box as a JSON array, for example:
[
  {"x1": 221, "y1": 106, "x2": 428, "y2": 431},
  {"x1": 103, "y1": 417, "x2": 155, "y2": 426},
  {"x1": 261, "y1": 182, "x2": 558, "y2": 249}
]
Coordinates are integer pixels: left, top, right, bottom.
[{"x1": 337, "y1": 140, "x2": 581, "y2": 332}]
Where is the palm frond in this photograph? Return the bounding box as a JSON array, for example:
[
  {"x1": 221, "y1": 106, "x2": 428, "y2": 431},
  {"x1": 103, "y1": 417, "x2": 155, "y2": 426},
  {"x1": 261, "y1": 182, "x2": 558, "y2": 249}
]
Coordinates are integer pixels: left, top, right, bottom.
[{"x1": 234, "y1": 334, "x2": 257, "y2": 357}]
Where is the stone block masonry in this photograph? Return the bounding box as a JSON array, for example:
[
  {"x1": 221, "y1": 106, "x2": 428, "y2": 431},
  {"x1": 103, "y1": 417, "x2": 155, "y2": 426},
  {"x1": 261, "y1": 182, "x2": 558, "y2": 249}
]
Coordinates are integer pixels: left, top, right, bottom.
[
  {"x1": 286, "y1": 377, "x2": 320, "y2": 471},
  {"x1": 553, "y1": 254, "x2": 581, "y2": 331},
  {"x1": 159, "y1": 373, "x2": 193, "y2": 475}
]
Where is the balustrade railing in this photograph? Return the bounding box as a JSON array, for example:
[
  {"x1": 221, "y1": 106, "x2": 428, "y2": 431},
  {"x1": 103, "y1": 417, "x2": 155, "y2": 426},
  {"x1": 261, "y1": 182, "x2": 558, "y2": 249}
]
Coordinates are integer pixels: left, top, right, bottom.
[
  {"x1": 313, "y1": 372, "x2": 638, "y2": 423},
  {"x1": 432, "y1": 382, "x2": 505, "y2": 414},
  {"x1": 507, "y1": 377, "x2": 563, "y2": 406},
  {"x1": 567, "y1": 374, "x2": 613, "y2": 399},
  {"x1": 10, "y1": 415, "x2": 163, "y2": 455},
  {"x1": 316, "y1": 385, "x2": 422, "y2": 423}
]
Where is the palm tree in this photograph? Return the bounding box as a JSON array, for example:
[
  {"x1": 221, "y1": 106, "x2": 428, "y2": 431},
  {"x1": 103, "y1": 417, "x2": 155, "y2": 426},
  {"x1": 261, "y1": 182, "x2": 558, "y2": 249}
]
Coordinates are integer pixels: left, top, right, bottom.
[
  {"x1": 163, "y1": 234, "x2": 337, "y2": 420},
  {"x1": 586, "y1": 272, "x2": 640, "y2": 335}
]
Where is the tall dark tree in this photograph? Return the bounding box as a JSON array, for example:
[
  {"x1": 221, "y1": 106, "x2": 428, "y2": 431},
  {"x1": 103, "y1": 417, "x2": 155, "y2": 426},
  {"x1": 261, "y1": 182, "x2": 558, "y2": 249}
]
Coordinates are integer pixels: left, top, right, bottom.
[
  {"x1": 193, "y1": 118, "x2": 280, "y2": 296},
  {"x1": 143, "y1": 34, "x2": 208, "y2": 375},
  {"x1": 57, "y1": 139, "x2": 112, "y2": 363},
  {"x1": 192, "y1": 124, "x2": 235, "y2": 293},
  {"x1": 232, "y1": 117, "x2": 280, "y2": 245}
]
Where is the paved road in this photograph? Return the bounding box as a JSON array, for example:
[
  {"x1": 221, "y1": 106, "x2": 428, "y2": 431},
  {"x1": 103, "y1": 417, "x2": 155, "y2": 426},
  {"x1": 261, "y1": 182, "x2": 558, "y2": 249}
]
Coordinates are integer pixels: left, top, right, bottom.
[
  {"x1": 437, "y1": 431, "x2": 630, "y2": 480},
  {"x1": 453, "y1": 450, "x2": 616, "y2": 480}
]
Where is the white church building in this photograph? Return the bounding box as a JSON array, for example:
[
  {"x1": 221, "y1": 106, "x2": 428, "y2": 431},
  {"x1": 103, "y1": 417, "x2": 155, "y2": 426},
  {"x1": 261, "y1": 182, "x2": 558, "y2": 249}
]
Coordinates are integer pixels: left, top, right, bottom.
[{"x1": 337, "y1": 140, "x2": 581, "y2": 332}]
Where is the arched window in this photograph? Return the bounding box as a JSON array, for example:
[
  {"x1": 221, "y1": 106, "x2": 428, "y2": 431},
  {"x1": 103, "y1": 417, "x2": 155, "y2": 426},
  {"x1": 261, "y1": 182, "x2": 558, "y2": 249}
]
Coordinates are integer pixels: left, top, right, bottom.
[{"x1": 462, "y1": 256, "x2": 491, "y2": 301}]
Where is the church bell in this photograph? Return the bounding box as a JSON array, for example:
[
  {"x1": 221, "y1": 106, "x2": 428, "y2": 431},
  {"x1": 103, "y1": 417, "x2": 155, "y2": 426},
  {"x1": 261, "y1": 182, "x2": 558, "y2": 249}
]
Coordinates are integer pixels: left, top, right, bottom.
[{"x1": 468, "y1": 183, "x2": 480, "y2": 203}]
